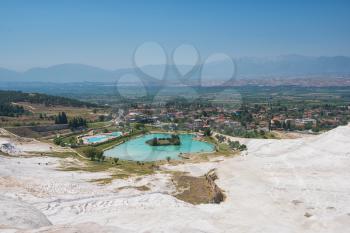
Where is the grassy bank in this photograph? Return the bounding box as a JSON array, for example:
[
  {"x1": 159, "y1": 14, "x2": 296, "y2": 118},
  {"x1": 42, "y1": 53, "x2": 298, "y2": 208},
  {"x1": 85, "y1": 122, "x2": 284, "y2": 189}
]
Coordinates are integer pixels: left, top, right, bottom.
[
  {"x1": 203, "y1": 136, "x2": 232, "y2": 156},
  {"x1": 60, "y1": 154, "x2": 160, "y2": 184}
]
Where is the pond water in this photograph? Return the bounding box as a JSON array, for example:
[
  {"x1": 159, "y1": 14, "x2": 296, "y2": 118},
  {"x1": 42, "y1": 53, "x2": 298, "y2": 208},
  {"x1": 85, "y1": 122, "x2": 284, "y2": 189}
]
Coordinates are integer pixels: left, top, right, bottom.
[{"x1": 103, "y1": 133, "x2": 215, "y2": 161}]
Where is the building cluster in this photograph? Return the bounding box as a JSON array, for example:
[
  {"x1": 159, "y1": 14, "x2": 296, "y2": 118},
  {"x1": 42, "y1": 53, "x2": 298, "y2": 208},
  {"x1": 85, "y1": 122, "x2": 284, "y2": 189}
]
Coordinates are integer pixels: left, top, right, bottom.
[
  {"x1": 114, "y1": 102, "x2": 350, "y2": 135},
  {"x1": 270, "y1": 105, "x2": 350, "y2": 130}
]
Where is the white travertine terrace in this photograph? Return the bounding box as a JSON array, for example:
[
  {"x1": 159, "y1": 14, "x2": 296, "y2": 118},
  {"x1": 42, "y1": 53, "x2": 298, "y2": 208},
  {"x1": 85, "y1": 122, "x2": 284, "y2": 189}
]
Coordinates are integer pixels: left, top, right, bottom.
[{"x1": 0, "y1": 125, "x2": 349, "y2": 232}]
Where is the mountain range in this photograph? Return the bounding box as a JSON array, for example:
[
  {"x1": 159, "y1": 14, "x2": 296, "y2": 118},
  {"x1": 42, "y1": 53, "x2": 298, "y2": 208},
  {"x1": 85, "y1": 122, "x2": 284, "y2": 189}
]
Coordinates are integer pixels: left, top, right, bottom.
[{"x1": 1, "y1": 55, "x2": 350, "y2": 83}]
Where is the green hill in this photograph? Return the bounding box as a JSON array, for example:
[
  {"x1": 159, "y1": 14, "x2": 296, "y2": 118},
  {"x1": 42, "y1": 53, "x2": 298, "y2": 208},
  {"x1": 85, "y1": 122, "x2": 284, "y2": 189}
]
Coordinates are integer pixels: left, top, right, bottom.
[{"x1": 0, "y1": 90, "x2": 97, "y2": 117}]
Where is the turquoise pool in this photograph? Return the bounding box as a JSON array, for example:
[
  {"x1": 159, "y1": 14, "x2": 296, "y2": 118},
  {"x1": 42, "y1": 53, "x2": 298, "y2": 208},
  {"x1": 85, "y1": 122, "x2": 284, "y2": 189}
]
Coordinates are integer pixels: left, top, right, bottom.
[
  {"x1": 85, "y1": 132, "x2": 122, "y2": 144},
  {"x1": 111, "y1": 132, "x2": 122, "y2": 137},
  {"x1": 103, "y1": 133, "x2": 215, "y2": 161},
  {"x1": 87, "y1": 135, "x2": 109, "y2": 143}
]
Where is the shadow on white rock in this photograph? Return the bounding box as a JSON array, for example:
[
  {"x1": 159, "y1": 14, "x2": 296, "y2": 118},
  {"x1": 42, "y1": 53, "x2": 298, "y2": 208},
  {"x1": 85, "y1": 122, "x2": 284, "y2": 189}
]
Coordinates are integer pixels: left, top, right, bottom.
[{"x1": 0, "y1": 195, "x2": 51, "y2": 230}]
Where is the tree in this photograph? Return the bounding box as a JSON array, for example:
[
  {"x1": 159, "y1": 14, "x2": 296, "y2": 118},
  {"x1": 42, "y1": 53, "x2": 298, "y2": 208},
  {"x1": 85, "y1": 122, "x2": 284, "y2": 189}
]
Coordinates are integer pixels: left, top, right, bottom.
[
  {"x1": 135, "y1": 123, "x2": 144, "y2": 130},
  {"x1": 150, "y1": 137, "x2": 158, "y2": 146},
  {"x1": 203, "y1": 128, "x2": 212, "y2": 137},
  {"x1": 98, "y1": 115, "x2": 105, "y2": 122},
  {"x1": 69, "y1": 117, "x2": 87, "y2": 129},
  {"x1": 96, "y1": 150, "x2": 103, "y2": 162},
  {"x1": 228, "y1": 140, "x2": 247, "y2": 151},
  {"x1": 229, "y1": 141, "x2": 240, "y2": 150},
  {"x1": 83, "y1": 147, "x2": 103, "y2": 161},
  {"x1": 282, "y1": 121, "x2": 287, "y2": 130},
  {"x1": 0, "y1": 103, "x2": 25, "y2": 117},
  {"x1": 215, "y1": 134, "x2": 226, "y2": 143},
  {"x1": 61, "y1": 112, "x2": 68, "y2": 124},
  {"x1": 239, "y1": 144, "x2": 247, "y2": 151},
  {"x1": 274, "y1": 120, "x2": 281, "y2": 128},
  {"x1": 68, "y1": 137, "x2": 76, "y2": 144},
  {"x1": 305, "y1": 122, "x2": 313, "y2": 130},
  {"x1": 55, "y1": 112, "x2": 68, "y2": 124},
  {"x1": 170, "y1": 134, "x2": 180, "y2": 145},
  {"x1": 286, "y1": 121, "x2": 292, "y2": 130},
  {"x1": 113, "y1": 157, "x2": 119, "y2": 165}
]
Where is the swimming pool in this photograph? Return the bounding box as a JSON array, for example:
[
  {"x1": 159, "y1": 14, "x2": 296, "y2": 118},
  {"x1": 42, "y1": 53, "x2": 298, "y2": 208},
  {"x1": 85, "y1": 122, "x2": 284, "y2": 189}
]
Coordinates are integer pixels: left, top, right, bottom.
[
  {"x1": 84, "y1": 132, "x2": 122, "y2": 144},
  {"x1": 103, "y1": 133, "x2": 215, "y2": 161}
]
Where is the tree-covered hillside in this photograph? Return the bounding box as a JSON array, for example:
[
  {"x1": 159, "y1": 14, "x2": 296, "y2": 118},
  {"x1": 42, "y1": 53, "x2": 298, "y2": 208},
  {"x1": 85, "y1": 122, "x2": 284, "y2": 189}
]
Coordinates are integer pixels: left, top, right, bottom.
[
  {"x1": 0, "y1": 90, "x2": 97, "y2": 116},
  {"x1": 0, "y1": 103, "x2": 26, "y2": 117}
]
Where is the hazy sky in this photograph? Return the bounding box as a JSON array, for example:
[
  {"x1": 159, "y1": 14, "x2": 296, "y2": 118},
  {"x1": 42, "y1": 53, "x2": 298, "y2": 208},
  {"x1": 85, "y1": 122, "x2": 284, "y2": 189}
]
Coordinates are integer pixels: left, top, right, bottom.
[{"x1": 1, "y1": 0, "x2": 350, "y2": 71}]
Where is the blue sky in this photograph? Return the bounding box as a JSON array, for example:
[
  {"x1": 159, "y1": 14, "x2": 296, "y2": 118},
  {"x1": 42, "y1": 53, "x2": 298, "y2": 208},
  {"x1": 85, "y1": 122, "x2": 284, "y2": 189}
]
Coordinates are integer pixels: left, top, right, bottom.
[{"x1": 1, "y1": 0, "x2": 350, "y2": 71}]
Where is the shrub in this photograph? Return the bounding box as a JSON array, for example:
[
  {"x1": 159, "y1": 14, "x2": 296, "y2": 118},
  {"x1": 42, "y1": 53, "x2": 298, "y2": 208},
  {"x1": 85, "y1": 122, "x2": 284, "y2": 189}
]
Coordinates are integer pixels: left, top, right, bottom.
[
  {"x1": 53, "y1": 136, "x2": 63, "y2": 145},
  {"x1": 113, "y1": 157, "x2": 119, "y2": 165},
  {"x1": 229, "y1": 140, "x2": 247, "y2": 151}
]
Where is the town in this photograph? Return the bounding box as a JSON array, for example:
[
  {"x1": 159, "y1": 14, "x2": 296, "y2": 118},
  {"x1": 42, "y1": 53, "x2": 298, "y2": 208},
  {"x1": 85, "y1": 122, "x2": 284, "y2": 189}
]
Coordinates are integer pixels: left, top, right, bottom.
[{"x1": 114, "y1": 96, "x2": 350, "y2": 139}]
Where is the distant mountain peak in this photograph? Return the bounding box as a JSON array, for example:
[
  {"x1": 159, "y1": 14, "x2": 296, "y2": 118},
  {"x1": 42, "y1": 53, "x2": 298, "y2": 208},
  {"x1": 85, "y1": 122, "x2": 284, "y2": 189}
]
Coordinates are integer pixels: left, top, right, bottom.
[{"x1": 1, "y1": 55, "x2": 350, "y2": 82}]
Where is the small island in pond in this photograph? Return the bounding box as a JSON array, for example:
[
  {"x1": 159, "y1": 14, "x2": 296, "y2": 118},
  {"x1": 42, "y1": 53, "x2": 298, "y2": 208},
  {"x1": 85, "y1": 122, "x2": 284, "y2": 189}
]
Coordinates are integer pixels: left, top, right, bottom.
[{"x1": 146, "y1": 134, "x2": 181, "y2": 146}]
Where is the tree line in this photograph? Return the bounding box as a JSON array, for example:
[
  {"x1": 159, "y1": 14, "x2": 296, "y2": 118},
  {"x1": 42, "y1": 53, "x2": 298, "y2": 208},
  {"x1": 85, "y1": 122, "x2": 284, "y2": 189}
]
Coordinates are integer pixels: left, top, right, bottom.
[
  {"x1": 0, "y1": 90, "x2": 97, "y2": 111},
  {"x1": 54, "y1": 112, "x2": 68, "y2": 124},
  {"x1": 0, "y1": 103, "x2": 26, "y2": 117},
  {"x1": 54, "y1": 111, "x2": 87, "y2": 129},
  {"x1": 68, "y1": 116, "x2": 87, "y2": 129}
]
